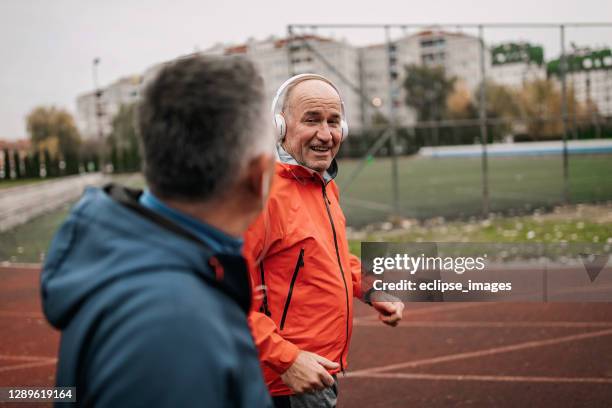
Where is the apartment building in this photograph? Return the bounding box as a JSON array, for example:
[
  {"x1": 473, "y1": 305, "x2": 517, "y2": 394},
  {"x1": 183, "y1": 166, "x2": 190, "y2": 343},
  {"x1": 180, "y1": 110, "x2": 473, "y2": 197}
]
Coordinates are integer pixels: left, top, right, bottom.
[
  {"x1": 206, "y1": 35, "x2": 363, "y2": 129},
  {"x1": 77, "y1": 33, "x2": 610, "y2": 138},
  {"x1": 76, "y1": 74, "x2": 142, "y2": 140},
  {"x1": 76, "y1": 31, "x2": 494, "y2": 135},
  {"x1": 360, "y1": 30, "x2": 489, "y2": 127}
]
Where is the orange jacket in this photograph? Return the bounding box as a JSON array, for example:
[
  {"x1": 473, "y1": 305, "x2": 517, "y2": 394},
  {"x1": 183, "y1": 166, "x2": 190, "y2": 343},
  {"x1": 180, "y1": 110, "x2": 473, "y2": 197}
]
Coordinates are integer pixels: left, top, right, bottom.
[{"x1": 244, "y1": 160, "x2": 362, "y2": 396}]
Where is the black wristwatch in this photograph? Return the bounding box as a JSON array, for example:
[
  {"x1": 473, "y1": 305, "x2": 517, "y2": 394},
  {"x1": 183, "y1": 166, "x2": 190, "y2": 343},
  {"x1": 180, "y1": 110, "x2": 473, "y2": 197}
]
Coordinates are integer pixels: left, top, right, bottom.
[{"x1": 363, "y1": 287, "x2": 377, "y2": 306}]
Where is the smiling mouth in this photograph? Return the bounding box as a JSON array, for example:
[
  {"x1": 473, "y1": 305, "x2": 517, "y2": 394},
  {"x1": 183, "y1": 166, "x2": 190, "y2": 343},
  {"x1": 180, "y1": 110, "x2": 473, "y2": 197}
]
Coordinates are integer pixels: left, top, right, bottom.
[{"x1": 310, "y1": 146, "x2": 330, "y2": 153}]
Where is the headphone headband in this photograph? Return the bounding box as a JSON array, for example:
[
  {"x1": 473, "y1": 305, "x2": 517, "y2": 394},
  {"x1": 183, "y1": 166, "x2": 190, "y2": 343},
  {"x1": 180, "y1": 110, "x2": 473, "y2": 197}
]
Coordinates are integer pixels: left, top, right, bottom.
[{"x1": 271, "y1": 73, "x2": 349, "y2": 141}]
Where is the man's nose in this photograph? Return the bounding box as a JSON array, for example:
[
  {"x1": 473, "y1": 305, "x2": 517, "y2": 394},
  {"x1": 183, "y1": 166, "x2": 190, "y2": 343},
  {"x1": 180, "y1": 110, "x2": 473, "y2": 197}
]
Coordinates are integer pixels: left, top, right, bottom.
[{"x1": 316, "y1": 122, "x2": 334, "y2": 142}]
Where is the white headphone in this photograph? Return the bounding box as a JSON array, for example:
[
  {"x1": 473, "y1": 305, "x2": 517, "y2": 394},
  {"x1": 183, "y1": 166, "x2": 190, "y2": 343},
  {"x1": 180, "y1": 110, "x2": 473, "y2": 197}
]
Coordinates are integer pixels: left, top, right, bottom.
[{"x1": 270, "y1": 73, "x2": 349, "y2": 142}]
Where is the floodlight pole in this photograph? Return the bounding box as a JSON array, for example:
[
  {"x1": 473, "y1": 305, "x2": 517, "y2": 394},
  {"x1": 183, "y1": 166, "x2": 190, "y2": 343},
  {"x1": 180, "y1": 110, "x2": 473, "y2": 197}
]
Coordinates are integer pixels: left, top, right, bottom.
[
  {"x1": 560, "y1": 25, "x2": 570, "y2": 204},
  {"x1": 385, "y1": 25, "x2": 400, "y2": 220},
  {"x1": 92, "y1": 58, "x2": 103, "y2": 142},
  {"x1": 287, "y1": 25, "x2": 295, "y2": 76},
  {"x1": 478, "y1": 25, "x2": 490, "y2": 216}
]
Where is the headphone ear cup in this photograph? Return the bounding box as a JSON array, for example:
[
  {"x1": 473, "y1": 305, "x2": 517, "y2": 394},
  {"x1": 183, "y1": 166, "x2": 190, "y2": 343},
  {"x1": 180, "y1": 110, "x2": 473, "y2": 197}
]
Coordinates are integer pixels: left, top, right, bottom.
[
  {"x1": 341, "y1": 120, "x2": 349, "y2": 140},
  {"x1": 274, "y1": 114, "x2": 286, "y2": 141}
]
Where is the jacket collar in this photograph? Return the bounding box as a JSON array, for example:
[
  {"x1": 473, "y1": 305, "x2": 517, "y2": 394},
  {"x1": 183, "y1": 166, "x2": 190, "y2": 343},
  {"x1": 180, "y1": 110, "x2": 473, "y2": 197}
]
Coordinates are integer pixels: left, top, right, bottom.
[
  {"x1": 104, "y1": 183, "x2": 252, "y2": 314},
  {"x1": 139, "y1": 190, "x2": 243, "y2": 255},
  {"x1": 276, "y1": 144, "x2": 338, "y2": 184}
]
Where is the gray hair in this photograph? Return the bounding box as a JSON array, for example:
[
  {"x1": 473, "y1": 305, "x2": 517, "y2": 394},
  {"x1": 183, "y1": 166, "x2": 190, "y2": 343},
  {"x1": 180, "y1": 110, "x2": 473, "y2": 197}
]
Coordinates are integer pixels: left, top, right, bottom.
[{"x1": 138, "y1": 54, "x2": 274, "y2": 201}]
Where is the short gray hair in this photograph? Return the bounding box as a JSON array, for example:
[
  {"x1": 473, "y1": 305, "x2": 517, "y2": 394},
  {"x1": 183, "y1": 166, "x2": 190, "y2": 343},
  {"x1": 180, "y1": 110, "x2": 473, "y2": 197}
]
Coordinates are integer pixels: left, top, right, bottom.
[{"x1": 138, "y1": 54, "x2": 273, "y2": 201}]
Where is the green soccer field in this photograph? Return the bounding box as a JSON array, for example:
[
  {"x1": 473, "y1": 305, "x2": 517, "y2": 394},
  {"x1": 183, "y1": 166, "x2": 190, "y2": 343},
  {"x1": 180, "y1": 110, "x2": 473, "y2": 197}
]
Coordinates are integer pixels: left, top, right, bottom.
[
  {"x1": 336, "y1": 154, "x2": 612, "y2": 226},
  {"x1": 1, "y1": 157, "x2": 611, "y2": 263}
]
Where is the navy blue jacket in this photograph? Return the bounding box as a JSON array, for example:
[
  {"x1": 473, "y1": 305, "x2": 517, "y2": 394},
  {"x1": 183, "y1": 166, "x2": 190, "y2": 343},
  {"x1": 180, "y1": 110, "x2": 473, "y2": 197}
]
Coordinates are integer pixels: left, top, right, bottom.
[{"x1": 41, "y1": 184, "x2": 272, "y2": 407}]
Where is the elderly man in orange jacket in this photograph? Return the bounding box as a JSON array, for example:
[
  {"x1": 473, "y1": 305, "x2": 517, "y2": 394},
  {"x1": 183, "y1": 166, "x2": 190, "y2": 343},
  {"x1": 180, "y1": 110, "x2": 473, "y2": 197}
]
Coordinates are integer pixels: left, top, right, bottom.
[{"x1": 244, "y1": 74, "x2": 405, "y2": 408}]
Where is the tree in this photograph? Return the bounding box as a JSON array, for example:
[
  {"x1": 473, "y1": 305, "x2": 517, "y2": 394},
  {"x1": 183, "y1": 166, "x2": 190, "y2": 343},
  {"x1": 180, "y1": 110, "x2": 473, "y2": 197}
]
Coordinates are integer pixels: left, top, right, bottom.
[
  {"x1": 446, "y1": 80, "x2": 542, "y2": 142},
  {"x1": 43, "y1": 149, "x2": 55, "y2": 178},
  {"x1": 2, "y1": 149, "x2": 9, "y2": 180},
  {"x1": 80, "y1": 139, "x2": 104, "y2": 172},
  {"x1": 24, "y1": 154, "x2": 34, "y2": 178},
  {"x1": 446, "y1": 81, "x2": 475, "y2": 119},
  {"x1": 480, "y1": 82, "x2": 521, "y2": 121},
  {"x1": 517, "y1": 79, "x2": 585, "y2": 140},
  {"x1": 32, "y1": 152, "x2": 41, "y2": 178},
  {"x1": 108, "y1": 103, "x2": 141, "y2": 173},
  {"x1": 474, "y1": 81, "x2": 521, "y2": 140},
  {"x1": 403, "y1": 64, "x2": 456, "y2": 121},
  {"x1": 26, "y1": 106, "x2": 81, "y2": 160},
  {"x1": 110, "y1": 144, "x2": 119, "y2": 173},
  {"x1": 13, "y1": 151, "x2": 21, "y2": 179},
  {"x1": 64, "y1": 150, "x2": 80, "y2": 175}
]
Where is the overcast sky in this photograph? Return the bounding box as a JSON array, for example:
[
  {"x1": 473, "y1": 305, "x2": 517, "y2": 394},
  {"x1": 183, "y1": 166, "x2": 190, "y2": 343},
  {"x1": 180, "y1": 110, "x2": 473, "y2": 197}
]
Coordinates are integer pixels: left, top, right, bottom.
[{"x1": 1, "y1": 0, "x2": 610, "y2": 140}]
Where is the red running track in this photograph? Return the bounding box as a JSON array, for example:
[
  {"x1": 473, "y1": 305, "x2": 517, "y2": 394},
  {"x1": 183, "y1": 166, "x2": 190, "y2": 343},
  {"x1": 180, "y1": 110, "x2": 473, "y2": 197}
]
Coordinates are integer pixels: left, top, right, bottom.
[{"x1": 1, "y1": 266, "x2": 611, "y2": 407}]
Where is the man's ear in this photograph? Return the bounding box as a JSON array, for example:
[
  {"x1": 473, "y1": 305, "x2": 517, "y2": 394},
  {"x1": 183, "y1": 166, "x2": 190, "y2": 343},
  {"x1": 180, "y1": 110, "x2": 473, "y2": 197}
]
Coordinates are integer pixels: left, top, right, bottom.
[{"x1": 245, "y1": 153, "x2": 275, "y2": 199}]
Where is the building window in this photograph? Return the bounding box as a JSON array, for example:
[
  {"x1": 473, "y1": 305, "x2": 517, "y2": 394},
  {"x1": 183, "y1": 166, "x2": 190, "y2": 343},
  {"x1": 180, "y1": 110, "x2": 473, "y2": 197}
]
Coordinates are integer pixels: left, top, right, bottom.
[{"x1": 420, "y1": 38, "x2": 445, "y2": 48}]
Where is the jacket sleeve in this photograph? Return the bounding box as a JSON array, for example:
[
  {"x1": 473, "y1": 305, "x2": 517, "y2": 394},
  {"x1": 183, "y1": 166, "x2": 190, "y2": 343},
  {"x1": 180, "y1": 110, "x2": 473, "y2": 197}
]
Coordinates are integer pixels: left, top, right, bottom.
[
  {"x1": 350, "y1": 253, "x2": 364, "y2": 300},
  {"x1": 244, "y1": 208, "x2": 300, "y2": 374}
]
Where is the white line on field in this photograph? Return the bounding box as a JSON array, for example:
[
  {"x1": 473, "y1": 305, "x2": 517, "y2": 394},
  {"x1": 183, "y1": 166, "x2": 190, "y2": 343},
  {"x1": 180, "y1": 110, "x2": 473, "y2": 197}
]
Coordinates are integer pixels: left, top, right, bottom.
[
  {"x1": 348, "y1": 327, "x2": 612, "y2": 376},
  {"x1": 344, "y1": 372, "x2": 612, "y2": 384},
  {"x1": 0, "y1": 311, "x2": 44, "y2": 318},
  {"x1": 0, "y1": 355, "x2": 56, "y2": 362},
  {"x1": 0, "y1": 359, "x2": 57, "y2": 373},
  {"x1": 0, "y1": 262, "x2": 42, "y2": 269},
  {"x1": 353, "y1": 320, "x2": 612, "y2": 328}
]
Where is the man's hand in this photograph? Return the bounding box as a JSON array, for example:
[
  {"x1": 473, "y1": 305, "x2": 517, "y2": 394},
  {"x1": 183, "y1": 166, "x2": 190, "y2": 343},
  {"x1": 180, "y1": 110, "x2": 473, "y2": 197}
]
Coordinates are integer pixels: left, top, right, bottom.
[
  {"x1": 280, "y1": 350, "x2": 339, "y2": 394},
  {"x1": 372, "y1": 299, "x2": 404, "y2": 327}
]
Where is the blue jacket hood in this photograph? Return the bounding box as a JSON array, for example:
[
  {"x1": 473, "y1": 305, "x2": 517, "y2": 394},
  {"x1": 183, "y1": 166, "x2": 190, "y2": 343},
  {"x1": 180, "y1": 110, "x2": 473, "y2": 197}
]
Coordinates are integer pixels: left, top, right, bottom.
[
  {"x1": 41, "y1": 184, "x2": 246, "y2": 329},
  {"x1": 40, "y1": 184, "x2": 270, "y2": 408}
]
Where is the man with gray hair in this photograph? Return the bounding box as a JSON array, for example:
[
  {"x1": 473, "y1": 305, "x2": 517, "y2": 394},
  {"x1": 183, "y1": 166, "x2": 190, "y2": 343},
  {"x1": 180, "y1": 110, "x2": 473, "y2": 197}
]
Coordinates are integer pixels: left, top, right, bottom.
[{"x1": 41, "y1": 55, "x2": 275, "y2": 407}]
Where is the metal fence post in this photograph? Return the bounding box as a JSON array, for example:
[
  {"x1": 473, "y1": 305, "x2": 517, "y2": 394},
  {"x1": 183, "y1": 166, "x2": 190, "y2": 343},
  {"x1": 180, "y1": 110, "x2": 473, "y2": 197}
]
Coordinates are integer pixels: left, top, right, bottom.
[
  {"x1": 287, "y1": 25, "x2": 295, "y2": 77},
  {"x1": 478, "y1": 25, "x2": 490, "y2": 216},
  {"x1": 560, "y1": 24, "x2": 570, "y2": 204},
  {"x1": 385, "y1": 25, "x2": 400, "y2": 220}
]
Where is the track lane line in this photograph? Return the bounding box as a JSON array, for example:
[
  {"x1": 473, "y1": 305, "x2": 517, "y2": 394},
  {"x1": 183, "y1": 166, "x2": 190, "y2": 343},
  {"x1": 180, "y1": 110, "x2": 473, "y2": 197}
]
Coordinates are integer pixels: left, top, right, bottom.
[
  {"x1": 353, "y1": 320, "x2": 612, "y2": 328},
  {"x1": 344, "y1": 372, "x2": 612, "y2": 384},
  {"x1": 0, "y1": 355, "x2": 56, "y2": 362},
  {"x1": 0, "y1": 263, "x2": 43, "y2": 270},
  {"x1": 348, "y1": 327, "x2": 612, "y2": 376},
  {"x1": 0, "y1": 360, "x2": 57, "y2": 373},
  {"x1": 0, "y1": 311, "x2": 45, "y2": 318}
]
